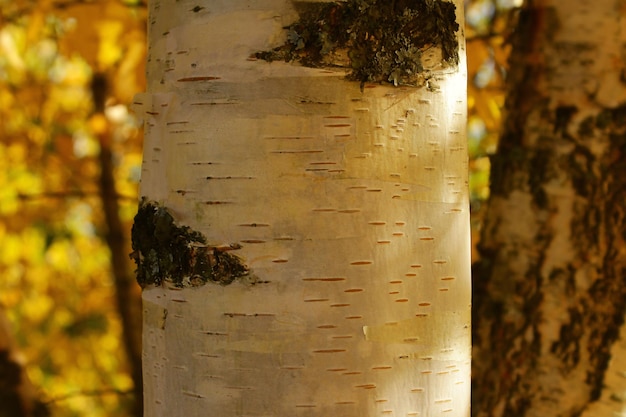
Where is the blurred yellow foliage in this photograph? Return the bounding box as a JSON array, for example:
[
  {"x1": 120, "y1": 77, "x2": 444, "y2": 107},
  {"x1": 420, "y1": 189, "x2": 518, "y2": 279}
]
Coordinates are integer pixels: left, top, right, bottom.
[{"x1": 0, "y1": 0, "x2": 145, "y2": 416}]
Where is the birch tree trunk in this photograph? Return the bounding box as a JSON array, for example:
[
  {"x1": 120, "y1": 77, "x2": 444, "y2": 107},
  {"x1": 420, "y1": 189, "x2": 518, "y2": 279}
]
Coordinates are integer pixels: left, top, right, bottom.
[
  {"x1": 473, "y1": 1, "x2": 626, "y2": 416},
  {"x1": 133, "y1": 1, "x2": 470, "y2": 416}
]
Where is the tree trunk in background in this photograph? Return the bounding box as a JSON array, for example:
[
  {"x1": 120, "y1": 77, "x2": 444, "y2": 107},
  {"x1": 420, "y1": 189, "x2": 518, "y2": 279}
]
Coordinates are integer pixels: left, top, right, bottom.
[
  {"x1": 473, "y1": 1, "x2": 626, "y2": 416},
  {"x1": 0, "y1": 306, "x2": 49, "y2": 417},
  {"x1": 134, "y1": 1, "x2": 470, "y2": 416}
]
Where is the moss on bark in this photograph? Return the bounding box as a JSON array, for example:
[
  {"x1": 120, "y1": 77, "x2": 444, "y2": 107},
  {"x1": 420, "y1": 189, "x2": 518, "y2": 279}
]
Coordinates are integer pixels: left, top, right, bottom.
[
  {"x1": 130, "y1": 198, "x2": 252, "y2": 288},
  {"x1": 255, "y1": 0, "x2": 459, "y2": 87}
]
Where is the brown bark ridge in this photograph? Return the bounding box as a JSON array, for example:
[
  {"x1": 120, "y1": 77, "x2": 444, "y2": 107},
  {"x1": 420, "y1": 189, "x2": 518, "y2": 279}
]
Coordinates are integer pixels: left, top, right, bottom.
[{"x1": 472, "y1": 1, "x2": 626, "y2": 416}]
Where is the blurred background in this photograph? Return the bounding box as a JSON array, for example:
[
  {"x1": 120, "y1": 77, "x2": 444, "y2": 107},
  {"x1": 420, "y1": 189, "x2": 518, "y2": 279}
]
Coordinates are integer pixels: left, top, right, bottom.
[{"x1": 0, "y1": 0, "x2": 520, "y2": 416}]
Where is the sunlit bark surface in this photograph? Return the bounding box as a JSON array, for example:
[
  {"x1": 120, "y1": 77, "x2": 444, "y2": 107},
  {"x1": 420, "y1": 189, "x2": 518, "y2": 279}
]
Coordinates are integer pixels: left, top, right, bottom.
[
  {"x1": 135, "y1": 1, "x2": 469, "y2": 416},
  {"x1": 473, "y1": 1, "x2": 626, "y2": 416}
]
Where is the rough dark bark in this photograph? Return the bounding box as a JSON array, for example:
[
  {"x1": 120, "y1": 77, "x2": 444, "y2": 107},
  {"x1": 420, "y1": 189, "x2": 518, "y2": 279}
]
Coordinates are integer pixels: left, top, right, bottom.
[{"x1": 472, "y1": 2, "x2": 626, "y2": 416}]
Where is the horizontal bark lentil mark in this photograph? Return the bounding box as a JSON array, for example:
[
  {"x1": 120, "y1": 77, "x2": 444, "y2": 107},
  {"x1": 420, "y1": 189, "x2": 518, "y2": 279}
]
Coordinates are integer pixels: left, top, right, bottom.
[
  {"x1": 330, "y1": 303, "x2": 350, "y2": 307},
  {"x1": 264, "y1": 136, "x2": 316, "y2": 140},
  {"x1": 313, "y1": 349, "x2": 346, "y2": 353},
  {"x1": 182, "y1": 391, "x2": 205, "y2": 398},
  {"x1": 206, "y1": 176, "x2": 256, "y2": 180},
  {"x1": 441, "y1": 276, "x2": 456, "y2": 281},
  {"x1": 395, "y1": 299, "x2": 409, "y2": 303},
  {"x1": 204, "y1": 201, "x2": 233, "y2": 205},
  {"x1": 190, "y1": 102, "x2": 238, "y2": 105},
  {"x1": 177, "y1": 76, "x2": 221, "y2": 81},
  {"x1": 223, "y1": 312, "x2": 275, "y2": 317},
  {"x1": 372, "y1": 366, "x2": 393, "y2": 370},
  {"x1": 344, "y1": 288, "x2": 363, "y2": 293},
  {"x1": 302, "y1": 277, "x2": 346, "y2": 282},
  {"x1": 350, "y1": 260, "x2": 372, "y2": 265},
  {"x1": 304, "y1": 299, "x2": 329, "y2": 302},
  {"x1": 270, "y1": 149, "x2": 324, "y2": 154}
]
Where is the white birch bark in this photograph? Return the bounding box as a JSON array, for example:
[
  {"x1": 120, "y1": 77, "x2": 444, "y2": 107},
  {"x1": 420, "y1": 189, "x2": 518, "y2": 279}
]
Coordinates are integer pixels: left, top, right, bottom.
[{"x1": 135, "y1": 1, "x2": 469, "y2": 416}]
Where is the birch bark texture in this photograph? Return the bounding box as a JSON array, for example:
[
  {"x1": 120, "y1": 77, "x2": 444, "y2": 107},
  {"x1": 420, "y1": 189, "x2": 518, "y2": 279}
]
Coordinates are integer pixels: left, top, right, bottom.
[
  {"x1": 134, "y1": 1, "x2": 469, "y2": 416},
  {"x1": 473, "y1": 1, "x2": 626, "y2": 416}
]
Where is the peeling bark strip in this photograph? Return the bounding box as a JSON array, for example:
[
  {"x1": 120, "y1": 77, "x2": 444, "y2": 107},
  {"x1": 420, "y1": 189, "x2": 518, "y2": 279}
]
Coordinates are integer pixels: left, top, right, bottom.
[
  {"x1": 254, "y1": 0, "x2": 459, "y2": 86},
  {"x1": 130, "y1": 198, "x2": 252, "y2": 287}
]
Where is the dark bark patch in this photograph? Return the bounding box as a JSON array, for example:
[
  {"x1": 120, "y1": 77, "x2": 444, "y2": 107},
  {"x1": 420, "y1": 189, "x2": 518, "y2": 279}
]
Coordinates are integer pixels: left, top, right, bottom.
[
  {"x1": 254, "y1": 0, "x2": 459, "y2": 87},
  {"x1": 130, "y1": 198, "x2": 253, "y2": 288},
  {"x1": 528, "y1": 140, "x2": 556, "y2": 209},
  {"x1": 553, "y1": 105, "x2": 577, "y2": 137}
]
